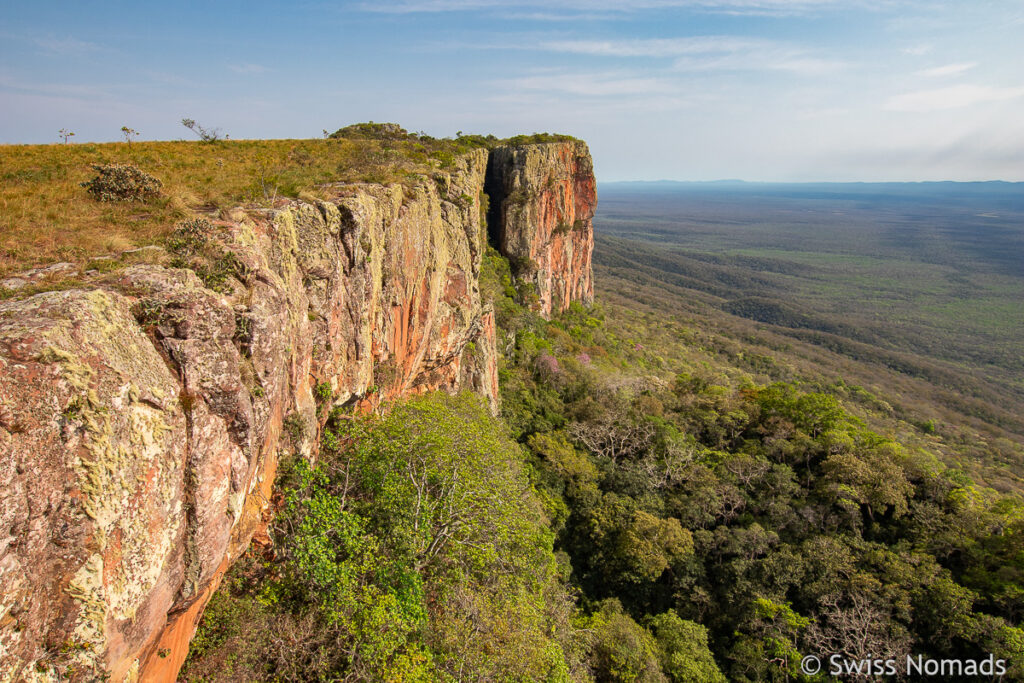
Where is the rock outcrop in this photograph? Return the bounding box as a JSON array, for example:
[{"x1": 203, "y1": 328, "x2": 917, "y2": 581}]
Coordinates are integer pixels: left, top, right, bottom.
[
  {"x1": 487, "y1": 140, "x2": 597, "y2": 318},
  {"x1": 0, "y1": 142, "x2": 593, "y2": 682}
]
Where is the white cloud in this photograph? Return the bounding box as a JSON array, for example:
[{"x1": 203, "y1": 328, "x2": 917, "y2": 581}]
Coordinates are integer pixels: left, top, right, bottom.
[
  {"x1": 673, "y1": 53, "x2": 844, "y2": 74},
  {"x1": 359, "y1": 0, "x2": 850, "y2": 14},
  {"x1": 885, "y1": 84, "x2": 1024, "y2": 112},
  {"x1": 539, "y1": 36, "x2": 777, "y2": 57},
  {"x1": 794, "y1": 105, "x2": 848, "y2": 120},
  {"x1": 915, "y1": 62, "x2": 977, "y2": 78},
  {"x1": 498, "y1": 11, "x2": 619, "y2": 20},
  {"x1": 228, "y1": 63, "x2": 271, "y2": 74},
  {"x1": 534, "y1": 36, "x2": 846, "y2": 75},
  {"x1": 902, "y1": 44, "x2": 932, "y2": 56},
  {"x1": 0, "y1": 73, "x2": 115, "y2": 100},
  {"x1": 34, "y1": 36, "x2": 103, "y2": 55},
  {"x1": 503, "y1": 71, "x2": 672, "y2": 97}
]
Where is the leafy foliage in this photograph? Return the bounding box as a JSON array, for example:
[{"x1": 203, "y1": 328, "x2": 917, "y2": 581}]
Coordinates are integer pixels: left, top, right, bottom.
[
  {"x1": 583, "y1": 600, "x2": 664, "y2": 682},
  {"x1": 329, "y1": 122, "x2": 413, "y2": 140},
  {"x1": 648, "y1": 611, "x2": 726, "y2": 683},
  {"x1": 80, "y1": 163, "x2": 161, "y2": 202},
  {"x1": 505, "y1": 133, "x2": 579, "y2": 146},
  {"x1": 487, "y1": 264, "x2": 1023, "y2": 681},
  {"x1": 165, "y1": 217, "x2": 249, "y2": 293},
  {"x1": 185, "y1": 393, "x2": 583, "y2": 681}
]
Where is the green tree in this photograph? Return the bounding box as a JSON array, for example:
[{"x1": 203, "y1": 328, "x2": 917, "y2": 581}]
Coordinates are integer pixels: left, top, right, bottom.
[
  {"x1": 586, "y1": 600, "x2": 665, "y2": 683},
  {"x1": 324, "y1": 392, "x2": 578, "y2": 680},
  {"x1": 649, "y1": 610, "x2": 726, "y2": 683}
]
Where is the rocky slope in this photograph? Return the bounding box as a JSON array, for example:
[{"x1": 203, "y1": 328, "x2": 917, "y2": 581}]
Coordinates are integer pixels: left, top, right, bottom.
[
  {"x1": 0, "y1": 141, "x2": 594, "y2": 682},
  {"x1": 487, "y1": 140, "x2": 596, "y2": 318}
]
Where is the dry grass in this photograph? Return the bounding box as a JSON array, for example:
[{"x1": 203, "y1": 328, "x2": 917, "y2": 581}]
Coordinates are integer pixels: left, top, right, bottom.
[{"x1": 0, "y1": 136, "x2": 480, "y2": 277}]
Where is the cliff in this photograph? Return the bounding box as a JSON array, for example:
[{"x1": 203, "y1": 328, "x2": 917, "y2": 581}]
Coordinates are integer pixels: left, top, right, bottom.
[
  {"x1": 486, "y1": 140, "x2": 596, "y2": 317},
  {"x1": 0, "y1": 141, "x2": 595, "y2": 681}
]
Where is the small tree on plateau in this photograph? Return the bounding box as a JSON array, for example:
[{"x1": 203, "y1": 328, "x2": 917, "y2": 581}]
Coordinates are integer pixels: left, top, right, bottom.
[
  {"x1": 181, "y1": 118, "x2": 223, "y2": 143},
  {"x1": 121, "y1": 126, "x2": 139, "y2": 147},
  {"x1": 58, "y1": 128, "x2": 75, "y2": 144}
]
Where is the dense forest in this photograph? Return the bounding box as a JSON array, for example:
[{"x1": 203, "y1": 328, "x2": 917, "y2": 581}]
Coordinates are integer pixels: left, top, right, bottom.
[{"x1": 181, "y1": 233, "x2": 1023, "y2": 681}]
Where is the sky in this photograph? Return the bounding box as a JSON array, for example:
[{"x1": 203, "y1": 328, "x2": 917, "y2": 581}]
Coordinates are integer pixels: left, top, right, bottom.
[{"x1": 2, "y1": 1, "x2": 1023, "y2": 182}]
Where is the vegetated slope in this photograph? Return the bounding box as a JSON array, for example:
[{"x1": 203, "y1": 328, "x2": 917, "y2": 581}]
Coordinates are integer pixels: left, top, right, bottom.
[
  {"x1": 496, "y1": 296, "x2": 1024, "y2": 682},
  {"x1": 595, "y1": 183, "x2": 1024, "y2": 456},
  {"x1": 597, "y1": 182, "x2": 1024, "y2": 377},
  {"x1": 183, "y1": 233, "x2": 1023, "y2": 681},
  {"x1": 593, "y1": 250, "x2": 1024, "y2": 493},
  {"x1": 182, "y1": 393, "x2": 587, "y2": 682}
]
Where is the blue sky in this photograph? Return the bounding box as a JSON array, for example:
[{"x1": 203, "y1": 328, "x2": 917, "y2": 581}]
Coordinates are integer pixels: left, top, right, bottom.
[{"x1": 2, "y1": 1, "x2": 1023, "y2": 181}]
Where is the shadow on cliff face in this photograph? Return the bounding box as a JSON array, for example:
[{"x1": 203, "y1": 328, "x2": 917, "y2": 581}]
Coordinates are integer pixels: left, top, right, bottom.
[{"x1": 483, "y1": 149, "x2": 508, "y2": 251}]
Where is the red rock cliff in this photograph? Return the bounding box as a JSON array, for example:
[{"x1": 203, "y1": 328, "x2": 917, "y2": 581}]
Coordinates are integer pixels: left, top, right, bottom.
[
  {"x1": 487, "y1": 140, "x2": 596, "y2": 317},
  {"x1": 0, "y1": 141, "x2": 595, "y2": 682}
]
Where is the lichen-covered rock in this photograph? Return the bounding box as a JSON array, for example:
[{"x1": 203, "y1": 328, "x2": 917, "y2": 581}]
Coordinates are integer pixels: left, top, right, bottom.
[
  {"x1": 0, "y1": 148, "x2": 505, "y2": 682},
  {"x1": 0, "y1": 289, "x2": 187, "y2": 682},
  {"x1": 0, "y1": 140, "x2": 595, "y2": 681},
  {"x1": 487, "y1": 141, "x2": 596, "y2": 317}
]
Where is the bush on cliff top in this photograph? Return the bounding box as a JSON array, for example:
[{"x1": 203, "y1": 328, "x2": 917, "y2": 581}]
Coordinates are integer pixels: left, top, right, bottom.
[
  {"x1": 329, "y1": 122, "x2": 412, "y2": 140},
  {"x1": 80, "y1": 162, "x2": 162, "y2": 202},
  {"x1": 504, "y1": 132, "x2": 579, "y2": 146},
  {"x1": 330, "y1": 123, "x2": 575, "y2": 148}
]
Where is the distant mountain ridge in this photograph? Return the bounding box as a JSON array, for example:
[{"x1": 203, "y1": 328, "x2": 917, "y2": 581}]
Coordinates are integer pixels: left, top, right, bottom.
[
  {"x1": 598, "y1": 179, "x2": 1024, "y2": 210},
  {"x1": 600, "y1": 179, "x2": 1024, "y2": 188}
]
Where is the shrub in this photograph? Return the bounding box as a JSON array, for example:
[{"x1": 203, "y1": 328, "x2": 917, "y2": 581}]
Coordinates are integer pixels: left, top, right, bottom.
[
  {"x1": 535, "y1": 352, "x2": 561, "y2": 381},
  {"x1": 329, "y1": 122, "x2": 410, "y2": 140},
  {"x1": 80, "y1": 163, "x2": 162, "y2": 202},
  {"x1": 585, "y1": 600, "x2": 665, "y2": 682},
  {"x1": 166, "y1": 217, "x2": 212, "y2": 257},
  {"x1": 504, "y1": 132, "x2": 578, "y2": 146},
  {"x1": 283, "y1": 413, "x2": 306, "y2": 445},
  {"x1": 165, "y1": 218, "x2": 250, "y2": 293},
  {"x1": 649, "y1": 611, "x2": 726, "y2": 683},
  {"x1": 194, "y1": 250, "x2": 245, "y2": 293},
  {"x1": 120, "y1": 126, "x2": 139, "y2": 146}
]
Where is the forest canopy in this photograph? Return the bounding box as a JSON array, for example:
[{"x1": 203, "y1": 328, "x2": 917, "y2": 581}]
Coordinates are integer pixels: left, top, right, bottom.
[{"x1": 184, "y1": 247, "x2": 1023, "y2": 682}]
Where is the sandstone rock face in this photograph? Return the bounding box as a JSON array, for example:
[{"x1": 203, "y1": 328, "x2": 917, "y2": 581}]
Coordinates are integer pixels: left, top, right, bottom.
[
  {"x1": 0, "y1": 290, "x2": 188, "y2": 683},
  {"x1": 0, "y1": 143, "x2": 593, "y2": 682},
  {"x1": 487, "y1": 141, "x2": 597, "y2": 318}
]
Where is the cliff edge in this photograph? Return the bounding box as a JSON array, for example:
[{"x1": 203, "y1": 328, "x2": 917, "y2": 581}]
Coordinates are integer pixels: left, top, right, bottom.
[
  {"x1": 487, "y1": 140, "x2": 596, "y2": 318},
  {"x1": 0, "y1": 140, "x2": 594, "y2": 682}
]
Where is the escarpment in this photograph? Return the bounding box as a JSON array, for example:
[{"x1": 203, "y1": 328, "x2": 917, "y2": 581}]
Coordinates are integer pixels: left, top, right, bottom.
[
  {"x1": 0, "y1": 141, "x2": 594, "y2": 681},
  {"x1": 486, "y1": 140, "x2": 596, "y2": 317}
]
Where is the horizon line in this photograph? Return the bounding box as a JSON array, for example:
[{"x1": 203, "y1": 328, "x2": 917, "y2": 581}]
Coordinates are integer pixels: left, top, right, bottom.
[{"x1": 598, "y1": 178, "x2": 1024, "y2": 185}]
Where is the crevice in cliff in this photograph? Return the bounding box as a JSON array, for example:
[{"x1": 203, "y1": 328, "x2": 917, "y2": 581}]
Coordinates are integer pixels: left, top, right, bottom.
[
  {"x1": 482, "y1": 150, "x2": 507, "y2": 252},
  {"x1": 177, "y1": 390, "x2": 202, "y2": 609}
]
